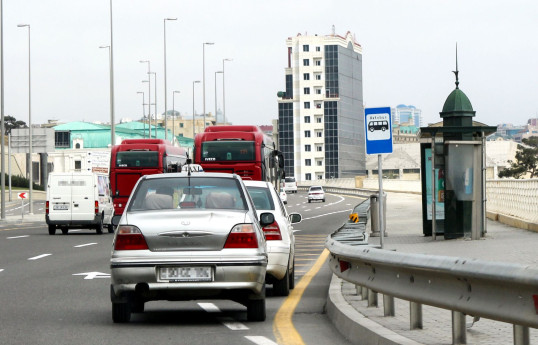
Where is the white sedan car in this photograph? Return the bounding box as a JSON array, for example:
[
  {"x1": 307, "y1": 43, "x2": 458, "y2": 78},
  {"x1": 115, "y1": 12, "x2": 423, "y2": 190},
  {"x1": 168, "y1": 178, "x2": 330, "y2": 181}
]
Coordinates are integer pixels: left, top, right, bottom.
[
  {"x1": 279, "y1": 190, "x2": 287, "y2": 204},
  {"x1": 308, "y1": 185, "x2": 325, "y2": 203},
  {"x1": 245, "y1": 180, "x2": 302, "y2": 296}
]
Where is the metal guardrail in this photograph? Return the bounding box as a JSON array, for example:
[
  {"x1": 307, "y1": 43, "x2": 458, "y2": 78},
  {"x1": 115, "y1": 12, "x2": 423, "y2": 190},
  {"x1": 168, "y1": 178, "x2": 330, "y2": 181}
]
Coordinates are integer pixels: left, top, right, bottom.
[
  {"x1": 325, "y1": 238, "x2": 538, "y2": 345},
  {"x1": 298, "y1": 185, "x2": 372, "y2": 199}
]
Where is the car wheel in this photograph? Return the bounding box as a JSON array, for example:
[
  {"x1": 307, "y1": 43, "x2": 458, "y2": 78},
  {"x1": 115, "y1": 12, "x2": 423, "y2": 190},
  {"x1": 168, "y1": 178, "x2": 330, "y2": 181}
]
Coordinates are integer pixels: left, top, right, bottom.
[
  {"x1": 132, "y1": 299, "x2": 145, "y2": 313},
  {"x1": 112, "y1": 302, "x2": 131, "y2": 323},
  {"x1": 273, "y1": 267, "x2": 290, "y2": 296},
  {"x1": 289, "y1": 259, "x2": 295, "y2": 290},
  {"x1": 308, "y1": 199, "x2": 311, "y2": 203},
  {"x1": 48, "y1": 225, "x2": 56, "y2": 235},
  {"x1": 61, "y1": 227, "x2": 69, "y2": 235},
  {"x1": 96, "y1": 215, "x2": 104, "y2": 234},
  {"x1": 247, "y1": 297, "x2": 266, "y2": 322},
  {"x1": 107, "y1": 223, "x2": 114, "y2": 234},
  {"x1": 322, "y1": 199, "x2": 325, "y2": 202}
]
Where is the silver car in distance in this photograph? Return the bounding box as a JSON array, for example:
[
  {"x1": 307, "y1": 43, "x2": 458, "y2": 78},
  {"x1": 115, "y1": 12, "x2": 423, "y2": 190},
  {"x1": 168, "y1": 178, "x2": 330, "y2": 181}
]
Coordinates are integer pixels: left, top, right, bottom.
[{"x1": 110, "y1": 173, "x2": 271, "y2": 323}]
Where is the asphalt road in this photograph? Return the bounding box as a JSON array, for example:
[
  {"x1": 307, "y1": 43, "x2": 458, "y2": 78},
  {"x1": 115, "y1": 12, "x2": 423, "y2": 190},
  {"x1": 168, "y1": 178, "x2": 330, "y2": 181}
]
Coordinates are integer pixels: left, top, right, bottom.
[{"x1": 0, "y1": 192, "x2": 363, "y2": 345}]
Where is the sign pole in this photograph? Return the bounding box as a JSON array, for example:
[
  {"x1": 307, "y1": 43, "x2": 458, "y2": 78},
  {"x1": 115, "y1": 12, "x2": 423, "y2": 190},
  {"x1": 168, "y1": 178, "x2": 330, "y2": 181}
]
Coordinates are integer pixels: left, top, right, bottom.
[
  {"x1": 21, "y1": 197, "x2": 24, "y2": 221},
  {"x1": 378, "y1": 154, "x2": 384, "y2": 249}
]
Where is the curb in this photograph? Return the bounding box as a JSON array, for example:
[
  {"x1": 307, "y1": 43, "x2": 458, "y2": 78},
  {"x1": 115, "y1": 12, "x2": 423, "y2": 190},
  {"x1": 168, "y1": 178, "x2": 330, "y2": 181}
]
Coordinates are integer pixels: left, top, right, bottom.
[{"x1": 326, "y1": 274, "x2": 424, "y2": 345}]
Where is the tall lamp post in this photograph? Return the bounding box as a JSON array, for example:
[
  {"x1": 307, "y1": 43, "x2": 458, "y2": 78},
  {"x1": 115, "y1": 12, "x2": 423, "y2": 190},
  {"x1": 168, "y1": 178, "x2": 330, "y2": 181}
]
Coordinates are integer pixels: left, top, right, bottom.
[
  {"x1": 17, "y1": 23, "x2": 33, "y2": 214},
  {"x1": 163, "y1": 18, "x2": 177, "y2": 141},
  {"x1": 137, "y1": 91, "x2": 145, "y2": 138},
  {"x1": 149, "y1": 71, "x2": 157, "y2": 138},
  {"x1": 172, "y1": 90, "x2": 180, "y2": 140},
  {"x1": 99, "y1": 45, "x2": 113, "y2": 143},
  {"x1": 1, "y1": 0, "x2": 6, "y2": 219},
  {"x1": 108, "y1": 0, "x2": 116, "y2": 146},
  {"x1": 202, "y1": 42, "x2": 214, "y2": 130},
  {"x1": 222, "y1": 58, "x2": 232, "y2": 125},
  {"x1": 192, "y1": 80, "x2": 200, "y2": 140},
  {"x1": 214, "y1": 71, "x2": 223, "y2": 123},
  {"x1": 140, "y1": 60, "x2": 151, "y2": 137}
]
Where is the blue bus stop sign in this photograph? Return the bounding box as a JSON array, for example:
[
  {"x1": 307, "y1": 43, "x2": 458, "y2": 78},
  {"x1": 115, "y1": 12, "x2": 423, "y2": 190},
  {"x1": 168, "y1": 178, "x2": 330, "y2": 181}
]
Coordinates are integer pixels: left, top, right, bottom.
[{"x1": 365, "y1": 107, "x2": 393, "y2": 155}]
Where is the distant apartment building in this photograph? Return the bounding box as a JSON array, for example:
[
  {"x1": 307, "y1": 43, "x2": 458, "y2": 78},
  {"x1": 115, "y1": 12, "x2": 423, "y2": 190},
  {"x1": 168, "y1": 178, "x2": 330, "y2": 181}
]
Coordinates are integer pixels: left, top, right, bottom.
[
  {"x1": 277, "y1": 31, "x2": 365, "y2": 182},
  {"x1": 392, "y1": 104, "x2": 422, "y2": 127}
]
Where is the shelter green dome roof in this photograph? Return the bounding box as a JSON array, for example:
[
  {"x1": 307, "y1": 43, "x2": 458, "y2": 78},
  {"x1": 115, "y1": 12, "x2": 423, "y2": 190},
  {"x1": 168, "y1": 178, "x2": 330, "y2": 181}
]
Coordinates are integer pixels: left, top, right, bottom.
[{"x1": 442, "y1": 88, "x2": 474, "y2": 113}]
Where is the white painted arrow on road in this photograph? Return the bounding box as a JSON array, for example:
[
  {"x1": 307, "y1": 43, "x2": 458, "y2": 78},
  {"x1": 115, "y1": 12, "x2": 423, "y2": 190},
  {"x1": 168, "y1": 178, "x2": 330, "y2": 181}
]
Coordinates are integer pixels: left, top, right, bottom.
[{"x1": 72, "y1": 272, "x2": 110, "y2": 280}]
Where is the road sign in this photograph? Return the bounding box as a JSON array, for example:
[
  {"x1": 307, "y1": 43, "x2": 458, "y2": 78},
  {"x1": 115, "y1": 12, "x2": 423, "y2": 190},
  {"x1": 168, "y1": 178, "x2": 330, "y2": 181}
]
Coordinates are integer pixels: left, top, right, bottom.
[
  {"x1": 17, "y1": 192, "x2": 27, "y2": 199},
  {"x1": 365, "y1": 107, "x2": 393, "y2": 155}
]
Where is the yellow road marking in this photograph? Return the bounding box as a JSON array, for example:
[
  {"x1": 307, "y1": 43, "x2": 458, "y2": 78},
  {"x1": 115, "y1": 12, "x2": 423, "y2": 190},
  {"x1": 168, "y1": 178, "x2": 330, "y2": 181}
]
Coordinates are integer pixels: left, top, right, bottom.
[{"x1": 273, "y1": 248, "x2": 330, "y2": 345}]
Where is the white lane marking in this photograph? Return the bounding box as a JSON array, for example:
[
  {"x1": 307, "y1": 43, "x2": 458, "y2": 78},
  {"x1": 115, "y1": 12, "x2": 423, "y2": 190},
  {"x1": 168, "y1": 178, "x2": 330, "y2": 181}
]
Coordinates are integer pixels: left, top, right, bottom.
[
  {"x1": 28, "y1": 254, "x2": 52, "y2": 260},
  {"x1": 198, "y1": 303, "x2": 249, "y2": 330},
  {"x1": 0, "y1": 269, "x2": 4, "y2": 273},
  {"x1": 73, "y1": 272, "x2": 110, "y2": 279},
  {"x1": 74, "y1": 242, "x2": 98, "y2": 248},
  {"x1": 302, "y1": 208, "x2": 352, "y2": 220},
  {"x1": 7, "y1": 235, "x2": 29, "y2": 239},
  {"x1": 245, "y1": 336, "x2": 279, "y2": 345}
]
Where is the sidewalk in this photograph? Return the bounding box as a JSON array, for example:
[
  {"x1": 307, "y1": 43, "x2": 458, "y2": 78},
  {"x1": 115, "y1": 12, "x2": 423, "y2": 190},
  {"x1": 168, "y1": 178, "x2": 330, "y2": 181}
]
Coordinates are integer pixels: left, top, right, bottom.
[{"x1": 327, "y1": 192, "x2": 538, "y2": 345}]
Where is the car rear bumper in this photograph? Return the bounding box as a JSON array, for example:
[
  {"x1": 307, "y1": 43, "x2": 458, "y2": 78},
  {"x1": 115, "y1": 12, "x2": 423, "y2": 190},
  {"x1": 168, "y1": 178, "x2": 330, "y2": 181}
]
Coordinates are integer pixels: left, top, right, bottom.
[{"x1": 46, "y1": 214, "x2": 100, "y2": 226}]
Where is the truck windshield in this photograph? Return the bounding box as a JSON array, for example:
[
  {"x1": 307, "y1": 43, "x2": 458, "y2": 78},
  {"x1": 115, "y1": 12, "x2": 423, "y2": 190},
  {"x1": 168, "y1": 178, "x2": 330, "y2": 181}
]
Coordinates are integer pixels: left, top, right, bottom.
[
  {"x1": 116, "y1": 151, "x2": 159, "y2": 168},
  {"x1": 201, "y1": 141, "x2": 255, "y2": 162}
]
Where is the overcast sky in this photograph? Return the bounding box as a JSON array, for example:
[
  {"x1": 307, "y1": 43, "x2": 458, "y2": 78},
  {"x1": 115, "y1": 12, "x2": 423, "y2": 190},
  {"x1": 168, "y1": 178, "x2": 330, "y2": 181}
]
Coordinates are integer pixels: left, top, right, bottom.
[{"x1": 3, "y1": 0, "x2": 538, "y2": 129}]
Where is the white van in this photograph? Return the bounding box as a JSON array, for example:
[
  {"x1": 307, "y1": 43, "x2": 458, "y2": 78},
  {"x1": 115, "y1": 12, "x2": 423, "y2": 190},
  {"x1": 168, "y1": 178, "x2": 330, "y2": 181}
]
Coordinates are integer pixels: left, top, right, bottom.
[
  {"x1": 46, "y1": 172, "x2": 114, "y2": 235},
  {"x1": 282, "y1": 177, "x2": 298, "y2": 194}
]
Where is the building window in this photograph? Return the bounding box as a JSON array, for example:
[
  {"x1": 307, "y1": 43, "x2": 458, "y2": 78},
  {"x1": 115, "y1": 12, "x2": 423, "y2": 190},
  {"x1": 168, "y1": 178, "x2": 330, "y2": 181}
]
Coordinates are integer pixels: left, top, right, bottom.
[
  {"x1": 316, "y1": 116, "x2": 322, "y2": 123},
  {"x1": 316, "y1": 130, "x2": 322, "y2": 138},
  {"x1": 304, "y1": 116, "x2": 310, "y2": 123},
  {"x1": 315, "y1": 74, "x2": 321, "y2": 80},
  {"x1": 74, "y1": 160, "x2": 81, "y2": 171},
  {"x1": 316, "y1": 145, "x2": 323, "y2": 152},
  {"x1": 180, "y1": 123, "x2": 184, "y2": 128},
  {"x1": 316, "y1": 89, "x2": 322, "y2": 95},
  {"x1": 304, "y1": 102, "x2": 310, "y2": 109},
  {"x1": 303, "y1": 45, "x2": 309, "y2": 52},
  {"x1": 304, "y1": 87, "x2": 310, "y2": 95},
  {"x1": 316, "y1": 46, "x2": 321, "y2": 52},
  {"x1": 75, "y1": 143, "x2": 81, "y2": 149},
  {"x1": 317, "y1": 174, "x2": 323, "y2": 180},
  {"x1": 303, "y1": 73, "x2": 310, "y2": 80},
  {"x1": 317, "y1": 160, "x2": 323, "y2": 166},
  {"x1": 55, "y1": 131, "x2": 70, "y2": 148},
  {"x1": 315, "y1": 60, "x2": 321, "y2": 66},
  {"x1": 303, "y1": 59, "x2": 309, "y2": 66},
  {"x1": 305, "y1": 144, "x2": 311, "y2": 152},
  {"x1": 304, "y1": 130, "x2": 311, "y2": 138},
  {"x1": 305, "y1": 173, "x2": 312, "y2": 181},
  {"x1": 305, "y1": 159, "x2": 311, "y2": 166}
]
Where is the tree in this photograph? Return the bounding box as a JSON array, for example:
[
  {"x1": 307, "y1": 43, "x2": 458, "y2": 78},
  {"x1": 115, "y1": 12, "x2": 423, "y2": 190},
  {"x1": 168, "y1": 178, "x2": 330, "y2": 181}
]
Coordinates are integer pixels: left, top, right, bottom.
[
  {"x1": 3, "y1": 115, "x2": 27, "y2": 135},
  {"x1": 498, "y1": 137, "x2": 538, "y2": 179}
]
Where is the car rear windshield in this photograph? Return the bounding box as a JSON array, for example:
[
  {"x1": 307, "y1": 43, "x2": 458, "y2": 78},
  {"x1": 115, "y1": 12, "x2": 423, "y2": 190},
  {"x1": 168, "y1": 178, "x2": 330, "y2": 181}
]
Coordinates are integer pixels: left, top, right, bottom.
[
  {"x1": 284, "y1": 177, "x2": 296, "y2": 183},
  {"x1": 310, "y1": 186, "x2": 322, "y2": 191},
  {"x1": 128, "y1": 176, "x2": 248, "y2": 212},
  {"x1": 246, "y1": 186, "x2": 275, "y2": 211}
]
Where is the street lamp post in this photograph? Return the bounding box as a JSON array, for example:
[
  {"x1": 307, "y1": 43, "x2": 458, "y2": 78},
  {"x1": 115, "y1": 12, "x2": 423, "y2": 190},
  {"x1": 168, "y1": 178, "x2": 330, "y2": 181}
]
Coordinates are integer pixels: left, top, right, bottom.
[
  {"x1": 172, "y1": 90, "x2": 180, "y2": 140},
  {"x1": 222, "y1": 58, "x2": 232, "y2": 125},
  {"x1": 149, "y1": 71, "x2": 157, "y2": 138},
  {"x1": 99, "y1": 45, "x2": 113, "y2": 144},
  {"x1": 1, "y1": 0, "x2": 5, "y2": 219},
  {"x1": 17, "y1": 23, "x2": 33, "y2": 214},
  {"x1": 137, "y1": 91, "x2": 145, "y2": 138},
  {"x1": 109, "y1": 0, "x2": 116, "y2": 146},
  {"x1": 202, "y1": 42, "x2": 214, "y2": 130},
  {"x1": 163, "y1": 18, "x2": 177, "y2": 141},
  {"x1": 192, "y1": 80, "x2": 200, "y2": 140},
  {"x1": 140, "y1": 60, "x2": 151, "y2": 137},
  {"x1": 214, "y1": 71, "x2": 223, "y2": 123}
]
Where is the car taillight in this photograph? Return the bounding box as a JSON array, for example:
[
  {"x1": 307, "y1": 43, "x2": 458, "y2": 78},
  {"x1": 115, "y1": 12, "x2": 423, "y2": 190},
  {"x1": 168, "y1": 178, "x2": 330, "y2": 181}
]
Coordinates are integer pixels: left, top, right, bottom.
[
  {"x1": 95, "y1": 200, "x2": 99, "y2": 214},
  {"x1": 114, "y1": 226, "x2": 149, "y2": 250},
  {"x1": 45, "y1": 201, "x2": 49, "y2": 215},
  {"x1": 224, "y1": 224, "x2": 258, "y2": 249},
  {"x1": 263, "y1": 221, "x2": 282, "y2": 241}
]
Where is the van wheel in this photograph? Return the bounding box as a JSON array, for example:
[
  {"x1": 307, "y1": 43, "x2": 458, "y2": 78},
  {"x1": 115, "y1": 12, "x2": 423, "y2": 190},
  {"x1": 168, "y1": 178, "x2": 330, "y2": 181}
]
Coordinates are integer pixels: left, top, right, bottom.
[
  {"x1": 48, "y1": 225, "x2": 56, "y2": 235},
  {"x1": 96, "y1": 216, "x2": 104, "y2": 234},
  {"x1": 61, "y1": 227, "x2": 69, "y2": 235},
  {"x1": 107, "y1": 224, "x2": 114, "y2": 234}
]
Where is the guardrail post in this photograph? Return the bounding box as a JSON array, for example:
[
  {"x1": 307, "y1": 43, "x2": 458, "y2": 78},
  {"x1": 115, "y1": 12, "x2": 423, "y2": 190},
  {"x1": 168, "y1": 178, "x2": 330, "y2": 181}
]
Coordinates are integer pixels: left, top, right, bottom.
[
  {"x1": 383, "y1": 294, "x2": 395, "y2": 316},
  {"x1": 513, "y1": 325, "x2": 529, "y2": 345},
  {"x1": 410, "y1": 302, "x2": 422, "y2": 329},
  {"x1": 361, "y1": 286, "x2": 368, "y2": 300},
  {"x1": 355, "y1": 284, "x2": 362, "y2": 298},
  {"x1": 367, "y1": 289, "x2": 378, "y2": 307},
  {"x1": 452, "y1": 311, "x2": 466, "y2": 344}
]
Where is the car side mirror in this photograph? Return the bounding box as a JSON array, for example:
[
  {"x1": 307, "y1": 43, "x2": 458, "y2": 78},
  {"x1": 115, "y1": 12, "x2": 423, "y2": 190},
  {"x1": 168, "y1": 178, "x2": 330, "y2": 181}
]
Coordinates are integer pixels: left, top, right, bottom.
[
  {"x1": 111, "y1": 215, "x2": 121, "y2": 227},
  {"x1": 289, "y1": 213, "x2": 302, "y2": 224},
  {"x1": 259, "y1": 212, "x2": 275, "y2": 227}
]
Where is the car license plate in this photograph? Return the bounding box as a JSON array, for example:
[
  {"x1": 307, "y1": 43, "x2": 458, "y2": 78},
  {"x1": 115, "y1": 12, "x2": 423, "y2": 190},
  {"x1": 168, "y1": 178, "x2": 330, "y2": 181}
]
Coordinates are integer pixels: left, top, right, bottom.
[
  {"x1": 53, "y1": 204, "x2": 69, "y2": 210},
  {"x1": 159, "y1": 266, "x2": 212, "y2": 282}
]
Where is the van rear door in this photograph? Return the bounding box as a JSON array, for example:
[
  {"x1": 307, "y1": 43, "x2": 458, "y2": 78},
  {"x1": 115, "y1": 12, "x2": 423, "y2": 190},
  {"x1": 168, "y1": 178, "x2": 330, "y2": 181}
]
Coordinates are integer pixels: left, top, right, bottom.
[
  {"x1": 49, "y1": 173, "x2": 72, "y2": 222},
  {"x1": 71, "y1": 175, "x2": 96, "y2": 221}
]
